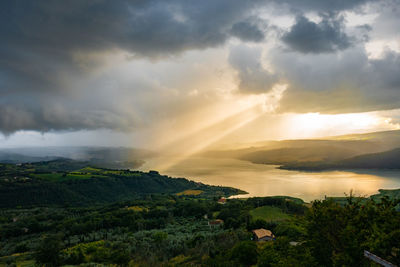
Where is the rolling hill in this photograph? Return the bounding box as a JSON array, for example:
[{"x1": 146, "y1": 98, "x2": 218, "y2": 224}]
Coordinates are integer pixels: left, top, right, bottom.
[
  {"x1": 0, "y1": 159, "x2": 245, "y2": 208},
  {"x1": 203, "y1": 130, "x2": 400, "y2": 167},
  {"x1": 0, "y1": 151, "x2": 61, "y2": 164},
  {"x1": 0, "y1": 147, "x2": 155, "y2": 168},
  {"x1": 280, "y1": 147, "x2": 400, "y2": 171}
]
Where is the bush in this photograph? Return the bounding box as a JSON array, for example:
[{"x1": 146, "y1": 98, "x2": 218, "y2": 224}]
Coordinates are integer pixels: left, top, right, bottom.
[
  {"x1": 230, "y1": 241, "x2": 258, "y2": 266},
  {"x1": 34, "y1": 235, "x2": 62, "y2": 267}
]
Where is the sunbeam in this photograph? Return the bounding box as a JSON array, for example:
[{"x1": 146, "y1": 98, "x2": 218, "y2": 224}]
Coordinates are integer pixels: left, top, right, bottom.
[{"x1": 154, "y1": 104, "x2": 264, "y2": 171}]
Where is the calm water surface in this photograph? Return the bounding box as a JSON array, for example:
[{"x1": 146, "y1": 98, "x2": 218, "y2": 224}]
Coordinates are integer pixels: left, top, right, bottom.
[{"x1": 139, "y1": 157, "x2": 400, "y2": 202}]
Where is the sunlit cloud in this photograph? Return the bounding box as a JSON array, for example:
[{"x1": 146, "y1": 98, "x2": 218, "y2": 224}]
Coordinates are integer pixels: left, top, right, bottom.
[{"x1": 279, "y1": 111, "x2": 400, "y2": 140}]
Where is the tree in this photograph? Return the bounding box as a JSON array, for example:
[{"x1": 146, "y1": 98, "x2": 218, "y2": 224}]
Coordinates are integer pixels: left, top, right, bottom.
[
  {"x1": 112, "y1": 248, "x2": 131, "y2": 266},
  {"x1": 34, "y1": 235, "x2": 63, "y2": 267},
  {"x1": 306, "y1": 197, "x2": 400, "y2": 266},
  {"x1": 230, "y1": 241, "x2": 258, "y2": 266}
]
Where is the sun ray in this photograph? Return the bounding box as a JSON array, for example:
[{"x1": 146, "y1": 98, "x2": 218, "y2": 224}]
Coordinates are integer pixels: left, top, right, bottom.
[{"x1": 154, "y1": 104, "x2": 264, "y2": 171}]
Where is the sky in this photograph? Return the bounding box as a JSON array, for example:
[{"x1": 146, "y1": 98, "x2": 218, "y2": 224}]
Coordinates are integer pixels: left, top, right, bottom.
[{"x1": 1, "y1": 0, "x2": 400, "y2": 150}]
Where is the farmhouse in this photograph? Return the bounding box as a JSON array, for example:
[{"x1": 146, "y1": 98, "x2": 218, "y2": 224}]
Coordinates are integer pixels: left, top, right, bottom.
[
  {"x1": 217, "y1": 197, "x2": 226, "y2": 204},
  {"x1": 252, "y1": 228, "x2": 275, "y2": 241},
  {"x1": 208, "y1": 219, "x2": 224, "y2": 228}
]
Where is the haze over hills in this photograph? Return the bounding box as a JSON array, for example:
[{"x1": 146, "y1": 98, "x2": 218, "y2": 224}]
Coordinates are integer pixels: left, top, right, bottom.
[
  {"x1": 210, "y1": 130, "x2": 400, "y2": 150},
  {"x1": 202, "y1": 130, "x2": 400, "y2": 170},
  {"x1": 0, "y1": 147, "x2": 156, "y2": 168},
  {"x1": 3, "y1": 130, "x2": 400, "y2": 171},
  {"x1": 0, "y1": 151, "x2": 61, "y2": 164},
  {"x1": 280, "y1": 147, "x2": 400, "y2": 171}
]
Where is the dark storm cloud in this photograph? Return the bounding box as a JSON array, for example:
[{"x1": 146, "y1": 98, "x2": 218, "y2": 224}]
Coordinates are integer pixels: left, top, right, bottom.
[
  {"x1": 282, "y1": 15, "x2": 352, "y2": 53},
  {"x1": 230, "y1": 19, "x2": 266, "y2": 42},
  {"x1": 0, "y1": 101, "x2": 138, "y2": 135},
  {"x1": 0, "y1": 0, "x2": 263, "y2": 92},
  {"x1": 0, "y1": 0, "x2": 264, "y2": 133},
  {"x1": 1, "y1": 0, "x2": 257, "y2": 57},
  {"x1": 272, "y1": 48, "x2": 400, "y2": 113},
  {"x1": 0, "y1": 0, "x2": 391, "y2": 135},
  {"x1": 229, "y1": 45, "x2": 279, "y2": 94},
  {"x1": 273, "y1": 0, "x2": 374, "y2": 12}
]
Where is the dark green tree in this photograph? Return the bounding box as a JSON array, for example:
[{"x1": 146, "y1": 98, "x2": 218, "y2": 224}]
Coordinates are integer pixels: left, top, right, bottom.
[
  {"x1": 230, "y1": 241, "x2": 258, "y2": 266},
  {"x1": 34, "y1": 235, "x2": 63, "y2": 267}
]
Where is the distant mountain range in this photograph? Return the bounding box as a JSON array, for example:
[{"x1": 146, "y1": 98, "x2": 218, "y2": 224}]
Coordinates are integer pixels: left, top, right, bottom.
[
  {"x1": 0, "y1": 151, "x2": 61, "y2": 163},
  {"x1": 2, "y1": 130, "x2": 400, "y2": 171},
  {"x1": 280, "y1": 147, "x2": 400, "y2": 171},
  {"x1": 203, "y1": 130, "x2": 400, "y2": 171},
  {"x1": 0, "y1": 147, "x2": 156, "y2": 169}
]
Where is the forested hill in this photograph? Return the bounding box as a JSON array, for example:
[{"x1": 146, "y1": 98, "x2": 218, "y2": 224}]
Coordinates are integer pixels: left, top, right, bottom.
[
  {"x1": 280, "y1": 147, "x2": 400, "y2": 171},
  {"x1": 0, "y1": 159, "x2": 245, "y2": 208},
  {"x1": 203, "y1": 130, "x2": 400, "y2": 168}
]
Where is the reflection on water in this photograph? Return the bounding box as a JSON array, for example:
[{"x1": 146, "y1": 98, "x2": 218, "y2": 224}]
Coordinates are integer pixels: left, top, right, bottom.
[{"x1": 139, "y1": 157, "x2": 400, "y2": 202}]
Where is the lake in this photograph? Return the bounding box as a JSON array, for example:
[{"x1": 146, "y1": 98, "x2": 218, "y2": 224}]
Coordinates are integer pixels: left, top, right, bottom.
[{"x1": 139, "y1": 156, "x2": 400, "y2": 202}]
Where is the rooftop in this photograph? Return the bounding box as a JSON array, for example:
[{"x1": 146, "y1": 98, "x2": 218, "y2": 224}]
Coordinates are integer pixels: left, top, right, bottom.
[{"x1": 252, "y1": 229, "x2": 274, "y2": 239}]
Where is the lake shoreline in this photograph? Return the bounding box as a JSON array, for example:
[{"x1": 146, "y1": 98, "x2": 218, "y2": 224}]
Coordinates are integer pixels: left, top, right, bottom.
[{"x1": 139, "y1": 156, "x2": 400, "y2": 202}]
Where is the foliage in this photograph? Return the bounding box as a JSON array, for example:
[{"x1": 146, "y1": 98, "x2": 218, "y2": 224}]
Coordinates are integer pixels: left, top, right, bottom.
[
  {"x1": 230, "y1": 241, "x2": 258, "y2": 266},
  {"x1": 34, "y1": 235, "x2": 62, "y2": 267},
  {"x1": 249, "y1": 206, "x2": 291, "y2": 222},
  {"x1": 306, "y1": 196, "x2": 400, "y2": 266},
  {"x1": 0, "y1": 162, "x2": 399, "y2": 266},
  {"x1": 0, "y1": 194, "x2": 306, "y2": 266},
  {"x1": 0, "y1": 160, "x2": 244, "y2": 208},
  {"x1": 176, "y1": 189, "x2": 204, "y2": 196}
]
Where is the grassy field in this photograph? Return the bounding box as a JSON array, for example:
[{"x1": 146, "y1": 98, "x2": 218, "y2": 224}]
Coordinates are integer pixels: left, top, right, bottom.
[
  {"x1": 31, "y1": 166, "x2": 144, "y2": 182},
  {"x1": 78, "y1": 167, "x2": 141, "y2": 176},
  {"x1": 176, "y1": 190, "x2": 204, "y2": 196},
  {"x1": 78, "y1": 166, "x2": 102, "y2": 173},
  {"x1": 126, "y1": 205, "x2": 149, "y2": 212},
  {"x1": 0, "y1": 253, "x2": 34, "y2": 267},
  {"x1": 250, "y1": 206, "x2": 291, "y2": 222},
  {"x1": 0, "y1": 260, "x2": 35, "y2": 267}
]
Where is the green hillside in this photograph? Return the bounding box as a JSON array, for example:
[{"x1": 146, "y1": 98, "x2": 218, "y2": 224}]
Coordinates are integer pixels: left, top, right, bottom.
[{"x1": 0, "y1": 160, "x2": 245, "y2": 208}]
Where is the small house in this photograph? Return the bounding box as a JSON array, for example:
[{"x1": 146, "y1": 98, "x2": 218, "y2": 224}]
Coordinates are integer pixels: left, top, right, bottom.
[
  {"x1": 208, "y1": 219, "x2": 224, "y2": 228},
  {"x1": 252, "y1": 229, "x2": 275, "y2": 241},
  {"x1": 217, "y1": 197, "x2": 227, "y2": 204}
]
